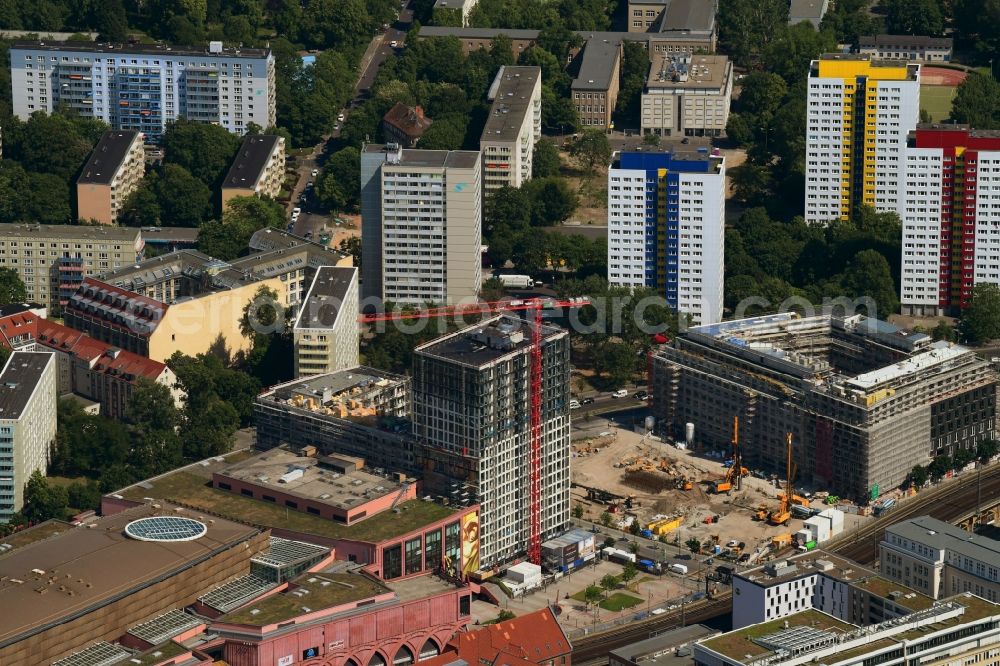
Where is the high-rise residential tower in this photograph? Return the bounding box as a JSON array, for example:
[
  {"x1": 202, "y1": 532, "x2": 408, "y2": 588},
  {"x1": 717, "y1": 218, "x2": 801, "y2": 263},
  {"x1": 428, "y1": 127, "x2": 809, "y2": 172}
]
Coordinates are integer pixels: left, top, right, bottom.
[
  {"x1": 360, "y1": 144, "x2": 482, "y2": 306},
  {"x1": 607, "y1": 147, "x2": 726, "y2": 325},
  {"x1": 10, "y1": 41, "x2": 276, "y2": 140},
  {"x1": 804, "y1": 54, "x2": 920, "y2": 224},
  {"x1": 412, "y1": 316, "x2": 571, "y2": 569},
  {"x1": 900, "y1": 125, "x2": 1000, "y2": 316},
  {"x1": 479, "y1": 66, "x2": 542, "y2": 193}
]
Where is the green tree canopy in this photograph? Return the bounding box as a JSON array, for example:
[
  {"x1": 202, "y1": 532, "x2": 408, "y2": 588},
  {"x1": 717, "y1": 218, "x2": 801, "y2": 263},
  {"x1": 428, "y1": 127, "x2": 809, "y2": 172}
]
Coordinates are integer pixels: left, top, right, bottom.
[
  {"x1": 885, "y1": 0, "x2": 943, "y2": 36},
  {"x1": 532, "y1": 139, "x2": 562, "y2": 178},
  {"x1": 570, "y1": 129, "x2": 611, "y2": 172},
  {"x1": 199, "y1": 196, "x2": 285, "y2": 260},
  {"x1": 950, "y1": 73, "x2": 1000, "y2": 129},
  {"x1": 839, "y1": 249, "x2": 899, "y2": 317},
  {"x1": 960, "y1": 283, "x2": 1000, "y2": 344},
  {"x1": 317, "y1": 147, "x2": 362, "y2": 212},
  {"x1": 0, "y1": 267, "x2": 27, "y2": 305},
  {"x1": 161, "y1": 118, "x2": 241, "y2": 188}
]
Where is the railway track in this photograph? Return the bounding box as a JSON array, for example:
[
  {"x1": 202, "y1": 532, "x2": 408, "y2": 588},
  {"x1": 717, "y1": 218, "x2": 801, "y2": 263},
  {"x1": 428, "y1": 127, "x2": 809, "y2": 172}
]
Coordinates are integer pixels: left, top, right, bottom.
[{"x1": 571, "y1": 463, "x2": 1000, "y2": 663}]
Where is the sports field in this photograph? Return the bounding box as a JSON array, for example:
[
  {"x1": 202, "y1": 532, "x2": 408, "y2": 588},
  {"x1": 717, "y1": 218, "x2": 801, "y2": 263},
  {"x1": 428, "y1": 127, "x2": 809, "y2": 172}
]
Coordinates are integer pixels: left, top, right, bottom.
[{"x1": 920, "y1": 85, "x2": 957, "y2": 122}]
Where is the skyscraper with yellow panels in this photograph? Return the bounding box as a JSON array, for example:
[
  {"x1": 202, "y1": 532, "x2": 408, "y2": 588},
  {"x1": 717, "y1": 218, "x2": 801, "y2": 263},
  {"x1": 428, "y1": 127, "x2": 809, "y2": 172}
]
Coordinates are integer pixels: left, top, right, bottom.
[{"x1": 804, "y1": 54, "x2": 920, "y2": 225}]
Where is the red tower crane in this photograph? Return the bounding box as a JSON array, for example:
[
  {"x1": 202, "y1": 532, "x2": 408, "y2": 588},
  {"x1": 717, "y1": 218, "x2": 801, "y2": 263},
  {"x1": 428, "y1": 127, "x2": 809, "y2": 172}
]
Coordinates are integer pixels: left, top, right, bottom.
[{"x1": 359, "y1": 296, "x2": 590, "y2": 565}]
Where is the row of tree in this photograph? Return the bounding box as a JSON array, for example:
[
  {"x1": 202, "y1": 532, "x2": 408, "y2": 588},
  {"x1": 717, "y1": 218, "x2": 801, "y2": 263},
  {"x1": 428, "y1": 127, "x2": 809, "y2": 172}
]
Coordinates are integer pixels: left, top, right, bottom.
[{"x1": 909, "y1": 440, "x2": 1000, "y2": 488}]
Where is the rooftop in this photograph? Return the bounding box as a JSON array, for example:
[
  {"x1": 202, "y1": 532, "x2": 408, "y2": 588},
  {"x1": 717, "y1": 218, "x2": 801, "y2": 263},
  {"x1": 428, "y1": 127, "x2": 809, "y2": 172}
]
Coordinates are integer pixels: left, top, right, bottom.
[
  {"x1": 261, "y1": 366, "x2": 409, "y2": 423},
  {"x1": 789, "y1": 0, "x2": 828, "y2": 20},
  {"x1": 51, "y1": 641, "x2": 131, "y2": 666},
  {"x1": 0, "y1": 303, "x2": 44, "y2": 318},
  {"x1": 646, "y1": 53, "x2": 730, "y2": 89},
  {"x1": 77, "y1": 131, "x2": 141, "y2": 185},
  {"x1": 609, "y1": 624, "x2": 718, "y2": 664},
  {"x1": 699, "y1": 609, "x2": 855, "y2": 661},
  {"x1": 126, "y1": 609, "x2": 203, "y2": 646},
  {"x1": 294, "y1": 266, "x2": 357, "y2": 330},
  {"x1": 886, "y1": 516, "x2": 1000, "y2": 566},
  {"x1": 481, "y1": 66, "x2": 540, "y2": 143},
  {"x1": 362, "y1": 144, "x2": 481, "y2": 170},
  {"x1": 382, "y1": 102, "x2": 433, "y2": 139},
  {"x1": 215, "y1": 448, "x2": 407, "y2": 511},
  {"x1": 415, "y1": 315, "x2": 566, "y2": 368},
  {"x1": 221, "y1": 569, "x2": 389, "y2": 625},
  {"x1": 118, "y1": 470, "x2": 458, "y2": 543},
  {"x1": 843, "y1": 343, "x2": 969, "y2": 391},
  {"x1": 0, "y1": 519, "x2": 72, "y2": 555},
  {"x1": 573, "y1": 37, "x2": 622, "y2": 90},
  {"x1": 859, "y1": 34, "x2": 953, "y2": 48},
  {"x1": 0, "y1": 352, "x2": 53, "y2": 420},
  {"x1": 139, "y1": 227, "x2": 200, "y2": 244},
  {"x1": 12, "y1": 40, "x2": 270, "y2": 58},
  {"x1": 614, "y1": 146, "x2": 723, "y2": 172},
  {"x1": 737, "y1": 550, "x2": 875, "y2": 587},
  {"x1": 417, "y1": 26, "x2": 542, "y2": 39},
  {"x1": 660, "y1": 0, "x2": 716, "y2": 34},
  {"x1": 0, "y1": 223, "x2": 140, "y2": 242},
  {"x1": 813, "y1": 53, "x2": 922, "y2": 80},
  {"x1": 851, "y1": 576, "x2": 935, "y2": 611},
  {"x1": 222, "y1": 135, "x2": 283, "y2": 190},
  {"x1": 0, "y1": 502, "x2": 261, "y2": 649},
  {"x1": 36, "y1": 318, "x2": 168, "y2": 382}
]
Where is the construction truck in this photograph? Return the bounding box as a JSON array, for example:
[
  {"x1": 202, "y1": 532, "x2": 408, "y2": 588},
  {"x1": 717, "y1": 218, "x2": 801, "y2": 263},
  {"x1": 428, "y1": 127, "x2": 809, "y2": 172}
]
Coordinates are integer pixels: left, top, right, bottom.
[
  {"x1": 771, "y1": 533, "x2": 793, "y2": 549},
  {"x1": 767, "y1": 433, "x2": 796, "y2": 526},
  {"x1": 677, "y1": 477, "x2": 693, "y2": 491}
]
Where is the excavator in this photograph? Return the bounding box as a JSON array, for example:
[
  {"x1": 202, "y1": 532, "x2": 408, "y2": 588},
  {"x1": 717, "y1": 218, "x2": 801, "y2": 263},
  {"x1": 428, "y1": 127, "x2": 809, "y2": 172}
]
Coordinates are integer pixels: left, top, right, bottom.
[
  {"x1": 712, "y1": 416, "x2": 749, "y2": 494},
  {"x1": 768, "y1": 433, "x2": 795, "y2": 526}
]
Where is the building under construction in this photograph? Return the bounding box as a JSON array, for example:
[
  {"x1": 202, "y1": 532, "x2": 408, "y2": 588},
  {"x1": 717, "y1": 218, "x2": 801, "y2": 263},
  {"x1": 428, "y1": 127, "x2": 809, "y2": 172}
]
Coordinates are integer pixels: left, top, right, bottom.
[
  {"x1": 412, "y1": 315, "x2": 571, "y2": 571},
  {"x1": 652, "y1": 313, "x2": 997, "y2": 499}
]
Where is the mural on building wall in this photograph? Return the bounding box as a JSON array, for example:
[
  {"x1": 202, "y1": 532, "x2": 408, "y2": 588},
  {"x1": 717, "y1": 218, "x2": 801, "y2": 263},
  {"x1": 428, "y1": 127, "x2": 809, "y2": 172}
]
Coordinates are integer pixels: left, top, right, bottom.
[{"x1": 461, "y1": 511, "x2": 479, "y2": 575}]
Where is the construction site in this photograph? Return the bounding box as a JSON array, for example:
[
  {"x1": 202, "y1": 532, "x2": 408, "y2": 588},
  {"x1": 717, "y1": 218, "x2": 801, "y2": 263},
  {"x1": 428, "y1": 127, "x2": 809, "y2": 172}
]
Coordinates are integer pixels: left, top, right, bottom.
[
  {"x1": 651, "y1": 313, "x2": 998, "y2": 500},
  {"x1": 570, "y1": 423, "x2": 870, "y2": 564}
]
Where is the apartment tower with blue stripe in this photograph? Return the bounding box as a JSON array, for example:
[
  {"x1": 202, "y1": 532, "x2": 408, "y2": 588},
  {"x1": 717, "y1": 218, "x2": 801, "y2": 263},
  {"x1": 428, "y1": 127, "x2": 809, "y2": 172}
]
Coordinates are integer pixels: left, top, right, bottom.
[{"x1": 607, "y1": 146, "x2": 725, "y2": 325}]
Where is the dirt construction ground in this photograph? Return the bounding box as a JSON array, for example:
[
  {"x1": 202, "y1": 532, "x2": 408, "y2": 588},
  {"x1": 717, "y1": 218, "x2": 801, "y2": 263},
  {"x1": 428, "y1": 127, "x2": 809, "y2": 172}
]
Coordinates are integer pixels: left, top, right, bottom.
[{"x1": 571, "y1": 427, "x2": 871, "y2": 554}]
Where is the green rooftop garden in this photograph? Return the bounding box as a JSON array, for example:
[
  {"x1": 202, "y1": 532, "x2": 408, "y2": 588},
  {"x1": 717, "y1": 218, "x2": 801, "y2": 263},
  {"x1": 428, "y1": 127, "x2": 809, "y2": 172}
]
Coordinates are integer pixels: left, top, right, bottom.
[
  {"x1": 700, "y1": 609, "x2": 854, "y2": 659},
  {"x1": 120, "y1": 471, "x2": 457, "y2": 542},
  {"x1": 223, "y1": 573, "x2": 388, "y2": 625},
  {"x1": 131, "y1": 641, "x2": 188, "y2": 666}
]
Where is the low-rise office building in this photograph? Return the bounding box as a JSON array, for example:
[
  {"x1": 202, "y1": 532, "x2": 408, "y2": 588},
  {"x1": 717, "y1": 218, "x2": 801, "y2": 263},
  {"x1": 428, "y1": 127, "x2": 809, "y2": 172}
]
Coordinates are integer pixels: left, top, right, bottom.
[
  {"x1": 0, "y1": 351, "x2": 56, "y2": 522},
  {"x1": 382, "y1": 102, "x2": 433, "y2": 148},
  {"x1": 572, "y1": 38, "x2": 623, "y2": 128},
  {"x1": 220, "y1": 134, "x2": 285, "y2": 210},
  {"x1": 641, "y1": 53, "x2": 732, "y2": 137},
  {"x1": 293, "y1": 266, "x2": 359, "y2": 377},
  {"x1": 881, "y1": 516, "x2": 1000, "y2": 602},
  {"x1": 653, "y1": 0, "x2": 718, "y2": 53},
  {"x1": 859, "y1": 34, "x2": 953, "y2": 62},
  {"x1": 415, "y1": 26, "x2": 541, "y2": 55},
  {"x1": 0, "y1": 224, "x2": 143, "y2": 311},
  {"x1": 628, "y1": 0, "x2": 669, "y2": 32},
  {"x1": 480, "y1": 66, "x2": 542, "y2": 193},
  {"x1": 76, "y1": 129, "x2": 145, "y2": 224}
]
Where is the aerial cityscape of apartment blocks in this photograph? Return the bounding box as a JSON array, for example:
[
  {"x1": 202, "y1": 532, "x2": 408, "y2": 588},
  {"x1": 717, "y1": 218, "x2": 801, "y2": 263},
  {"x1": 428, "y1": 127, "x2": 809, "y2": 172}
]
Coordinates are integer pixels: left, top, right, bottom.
[
  {"x1": 607, "y1": 147, "x2": 725, "y2": 325},
  {"x1": 805, "y1": 54, "x2": 920, "y2": 224},
  {"x1": 900, "y1": 126, "x2": 1000, "y2": 316},
  {"x1": 10, "y1": 41, "x2": 276, "y2": 139},
  {"x1": 360, "y1": 144, "x2": 482, "y2": 306}
]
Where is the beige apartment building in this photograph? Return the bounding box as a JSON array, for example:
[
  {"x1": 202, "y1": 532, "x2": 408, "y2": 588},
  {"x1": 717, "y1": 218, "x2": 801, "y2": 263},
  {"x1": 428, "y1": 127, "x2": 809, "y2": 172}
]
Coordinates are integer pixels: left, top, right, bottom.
[
  {"x1": 0, "y1": 224, "x2": 143, "y2": 312},
  {"x1": 293, "y1": 266, "x2": 360, "y2": 377},
  {"x1": 628, "y1": 0, "x2": 669, "y2": 31},
  {"x1": 480, "y1": 66, "x2": 542, "y2": 193},
  {"x1": 220, "y1": 134, "x2": 286, "y2": 210},
  {"x1": 572, "y1": 39, "x2": 623, "y2": 128},
  {"x1": 882, "y1": 516, "x2": 1000, "y2": 602},
  {"x1": 641, "y1": 53, "x2": 732, "y2": 136},
  {"x1": 76, "y1": 130, "x2": 145, "y2": 224}
]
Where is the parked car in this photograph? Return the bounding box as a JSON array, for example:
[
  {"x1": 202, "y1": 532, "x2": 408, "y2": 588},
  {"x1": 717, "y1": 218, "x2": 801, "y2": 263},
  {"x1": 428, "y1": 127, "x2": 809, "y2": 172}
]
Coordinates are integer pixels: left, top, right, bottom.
[
  {"x1": 634, "y1": 390, "x2": 649, "y2": 400},
  {"x1": 310, "y1": 169, "x2": 318, "y2": 177},
  {"x1": 569, "y1": 399, "x2": 581, "y2": 409},
  {"x1": 337, "y1": 113, "x2": 345, "y2": 122},
  {"x1": 581, "y1": 397, "x2": 595, "y2": 405},
  {"x1": 612, "y1": 389, "x2": 628, "y2": 398},
  {"x1": 292, "y1": 207, "x2": 302, "y2": 215},
  {"x1": 390, "y1": 40, "x2": 399, "y2": 48}
]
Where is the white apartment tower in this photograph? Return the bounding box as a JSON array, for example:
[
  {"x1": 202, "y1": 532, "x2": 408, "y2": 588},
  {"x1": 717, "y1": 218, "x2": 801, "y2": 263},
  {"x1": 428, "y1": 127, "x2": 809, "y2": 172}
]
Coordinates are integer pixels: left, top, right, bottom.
[
  {"x1": 360, "y1": 144, "x2": 482, "y2": 306},
  {"x1": 0, "y1": 352, "x2": 57, "y2": 522},
  {"x1": 480, "y1": 66, "x2": 543, "y2": 193},
  {"x1": 412, "y1": 316, "x2": 571, "y2": 569},
  {"x1": 10, "y1": 41, "x2": 276, "y2": 140},
  {"x1": 804, "y1": 55, "x2": 920, "y2": 224},
  {"x1": 607, "y1": 147, "x2": 726, "y2": 325}
]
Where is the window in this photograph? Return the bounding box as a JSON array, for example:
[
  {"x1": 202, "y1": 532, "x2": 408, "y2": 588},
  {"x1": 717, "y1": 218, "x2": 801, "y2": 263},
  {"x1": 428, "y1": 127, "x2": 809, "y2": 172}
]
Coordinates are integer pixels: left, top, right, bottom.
[
  {"x1": 405, "y1": 536, "x2": 423, "y2": 574},
  {"x1": 384, "y1": 544, "x2": 403, "y2": 579}
]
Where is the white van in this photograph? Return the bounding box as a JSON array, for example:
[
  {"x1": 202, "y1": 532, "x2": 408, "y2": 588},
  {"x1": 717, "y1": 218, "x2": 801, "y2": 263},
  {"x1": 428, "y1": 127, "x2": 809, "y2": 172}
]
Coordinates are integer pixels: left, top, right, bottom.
[
  {"x1": 670, "y1": 563, "x2": 688, "y2": 575},
  {"x1": 612, "y1": 389, "x2": 628, "y2": 398},
  {"x1": 569, "y1": 399, "x2": 581, "y2": 409}
]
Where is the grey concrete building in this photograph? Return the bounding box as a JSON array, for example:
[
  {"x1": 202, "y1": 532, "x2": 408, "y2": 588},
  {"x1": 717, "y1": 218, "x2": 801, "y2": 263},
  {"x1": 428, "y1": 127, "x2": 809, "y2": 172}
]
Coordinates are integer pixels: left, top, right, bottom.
[
  {"x1": 360, "y1": 144, "x2": 482, "y2": 306},
  {"x1": 0, "y1": 351, "x2": 57, "y2": 522},
  {"x1": 0, "y1": 224, "x2": 143, "y2": 311},
  {"x1": 882, "y1": 516, "x2": 1000, "y2": 602},
  {"x1": 640, "y1": 53, "x2": 732, "y2": 136},
  {"x1": 651, "y1": 313, "x2": 998, "y2": 500},
  {"x1": 412, "y1": 316, "x2": 571, "y2": 570},
  {"x1": 480, "y1": 66, "x2": 542, "y2": 193},
  {"x1": 293, "y1": 266, "x2": 359, "y2": 377},
  {"x1": 253, "y1": 368, "x2": 414, "y2": 474},
  {"x1": 858, "y1": 34, "x2": 954, "y2": 62},
  {"x1": 572, "y1": 37, "x2": 623, "y2": 128}
]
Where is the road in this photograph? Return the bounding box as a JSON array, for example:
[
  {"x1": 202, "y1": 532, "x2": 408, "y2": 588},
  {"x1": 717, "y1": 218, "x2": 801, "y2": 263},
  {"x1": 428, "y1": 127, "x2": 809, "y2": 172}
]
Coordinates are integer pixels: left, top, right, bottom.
[{"x1": 288, "y1": 1, "x2": 414, "y2": 240}]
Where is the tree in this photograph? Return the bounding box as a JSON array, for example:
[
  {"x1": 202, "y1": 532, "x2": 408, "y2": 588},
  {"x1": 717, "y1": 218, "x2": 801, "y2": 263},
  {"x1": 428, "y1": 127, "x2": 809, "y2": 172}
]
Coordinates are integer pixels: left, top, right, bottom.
[
  {"x1": 931, "y1": 320, "x2": 957, "y2": 342},
  {"x1": 3, "y1": 112, "x2": 105, "y2": 181},
  {"x1": 0, "y1": 267, "x2": 27, "y2": 305},
  {"x1": 735, "y1": 73, "x2": 788, "y2": 118},
  {"x1": 718, "y1": 0, "x2": 788, "y2": 67},
  {"x1": 928, "y1": 454, "x2": 952, "y2": 481},
  {"x1": 885, "y1": 0, "x2": 943, "y2": 36},
  {"x1": 909, "y1": 465, "x2": 929, "y2": 488},
  {"x1": 125, "y1": 378, "x2": 180, "y2": 433},
  {"x1": 416, "y1": 114, "x2": 467, "y2": 150},
  {"x1": 524, "y1": 178, "x2": 578, "y2": 226},
  {"x1": 593, "y1": 341, "x2": 638, "y2": 388},
  {"x1": 495, "y1": 609, "x2": 516, "y2": 622},
  {"x1": 95, "y1": 0, "x2": 130, "y2": 42},
  {"x1": 583, "y1": 584, "x2": 604, "y2": 609},
  {"x1": 950, "y1": 73, "x2": 1000, "y2": 130},
  {"x1": 978, "y1": 439, "x2": 999, "y2": 463},
  {"x1": 199, "y1": 196, "x2": 285, "y2": 260},
  {"x1": 573, "y1": 503, "x2": 585, "y2": 519},
  {"x1": 600, "y1": 511, "x2": 613, "y2": 527},
  {"x1": 123, "y1": 165, "x2": 212, "y2": 228},
  {"x1": 960, "y1": 283, "x2": 1000, "y2": 344},
  {"x1": 621, "y1": 561, "x2": 638, "y2": 585},
  {"x1": 317, "y1": 147, "x2": 362, "y2": 212},
  {"x1": 22, "y1": 470, "x2": 68, "y2": 523},
  {"x1": 686, "y1": 537, "x2": 701, "y2": 553},
  {"x1": 339, "y1": 236, "x2": 361, "y2": 269},
  {"x1": 954, "y1": 446, "x2": 977, "y2": 469},
  {"x1": 570, "y1": 129, "x2": 611, "y2": 172},
  {"x1": 840, "y1": 249, "x2": 899, "y2": 317},
  {"x1": 953, "y1": 0, "x2": 1000, "y2": 64},
  {"x1": 532, "y1": 139, "x2": 562, "y2": 178},
  {"x1": 600, "y1": 573, "x2": 620, "y2": 597},
  {"x1": 161, "y1": 118, "x2": 241, "y2": 188},
  {"x1": 182, "y1": 396, "x2": 239, "y2": 459},
  {"x1": 627, "y1": 540, "x2": 640, "y2": 553}
]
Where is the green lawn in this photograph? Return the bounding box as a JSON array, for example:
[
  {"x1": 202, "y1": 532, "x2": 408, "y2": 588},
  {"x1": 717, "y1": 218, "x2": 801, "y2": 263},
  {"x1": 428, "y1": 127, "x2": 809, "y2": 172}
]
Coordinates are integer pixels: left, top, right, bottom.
[
  {"x1": 920, "y1": 85, "x2": 957, "y2": 122},
  {"x1": 571, "y1": 588, "x2": 644, "y2": 611},
  {"x1": 120, "y1": 471, "x2": 457, "y2": 543}
]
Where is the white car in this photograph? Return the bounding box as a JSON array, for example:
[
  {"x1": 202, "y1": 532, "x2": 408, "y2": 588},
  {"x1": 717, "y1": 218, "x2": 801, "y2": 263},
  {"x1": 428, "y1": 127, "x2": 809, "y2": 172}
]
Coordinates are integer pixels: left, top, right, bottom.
[
  {"x1": 292, "y1": 207, "x2": 302, "y2": 215},
  {"x1": 390, "y1": 40, "x2": 398, "y2": 48},
  {"x1": 569, "y1": 399, "x2": 581, "y2": 410},
  {"x1": 612, "y1": 389, "x2": 628, "y2": 398},
  {"x1": 337, "y1": 113, "x2": 345, "y2": 122},
  {"x1": 310, "y1": 169, "x2": 319, "y2": 177}
]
